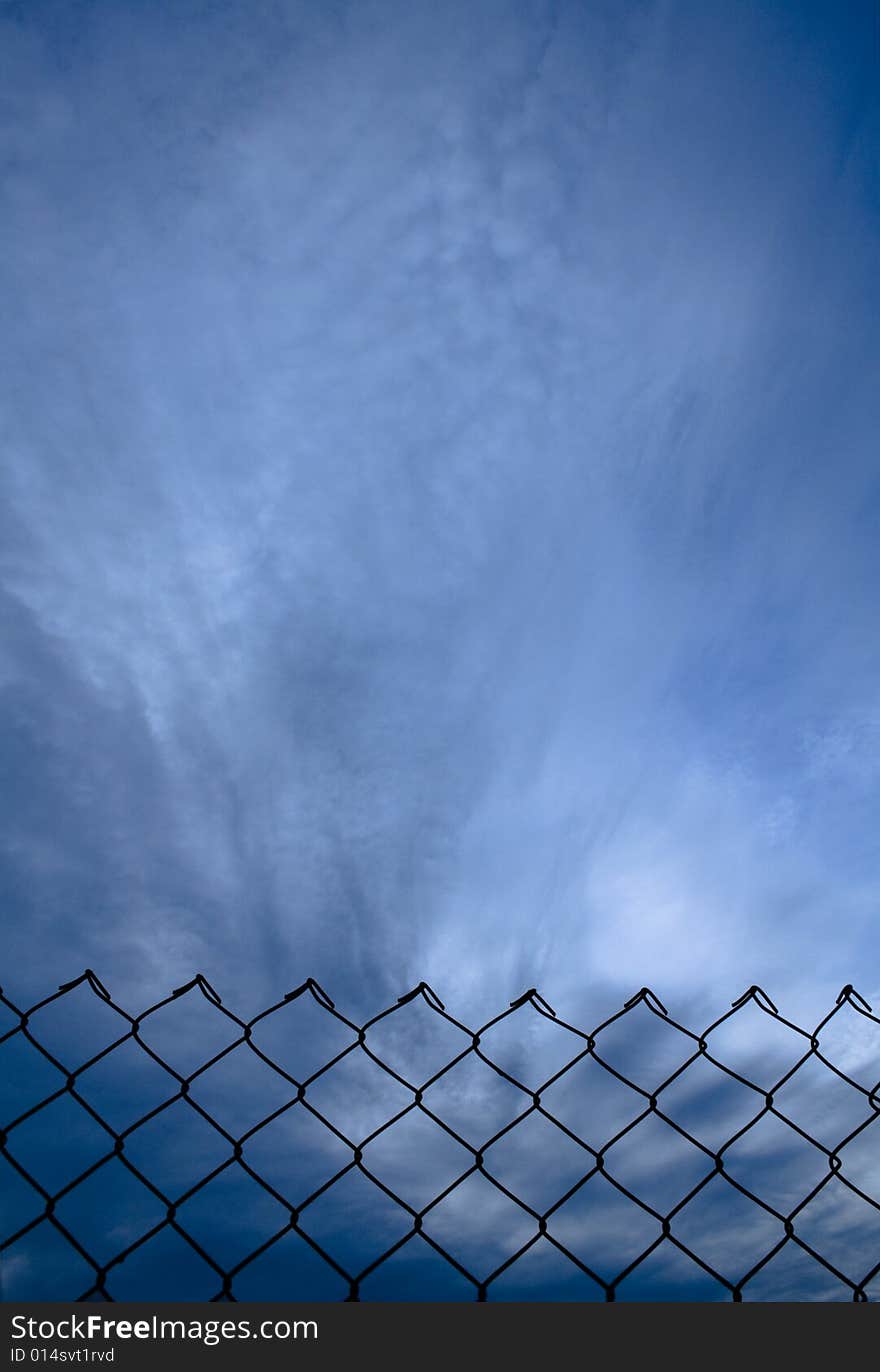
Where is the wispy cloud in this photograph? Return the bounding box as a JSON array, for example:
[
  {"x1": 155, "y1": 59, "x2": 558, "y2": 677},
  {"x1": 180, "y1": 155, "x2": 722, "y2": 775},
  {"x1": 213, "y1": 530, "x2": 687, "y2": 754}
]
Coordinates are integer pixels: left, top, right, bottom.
[{"x1": 0, "y1": 0, "x2": 877, "y2": 1036}]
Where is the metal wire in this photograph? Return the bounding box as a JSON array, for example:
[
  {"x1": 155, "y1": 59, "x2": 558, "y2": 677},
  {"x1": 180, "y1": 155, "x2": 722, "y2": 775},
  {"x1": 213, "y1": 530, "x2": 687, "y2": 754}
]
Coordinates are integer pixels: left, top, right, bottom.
[{"x1": 2, "y1": 973, "x2": 879, "y2": 1301}]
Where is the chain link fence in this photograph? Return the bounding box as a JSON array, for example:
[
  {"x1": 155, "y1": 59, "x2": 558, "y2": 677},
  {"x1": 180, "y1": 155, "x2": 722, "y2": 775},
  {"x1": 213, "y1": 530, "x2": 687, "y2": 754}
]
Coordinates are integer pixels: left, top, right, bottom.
[{"x1": 2, "y1": 972, "x2": 880, "y2": 1301}]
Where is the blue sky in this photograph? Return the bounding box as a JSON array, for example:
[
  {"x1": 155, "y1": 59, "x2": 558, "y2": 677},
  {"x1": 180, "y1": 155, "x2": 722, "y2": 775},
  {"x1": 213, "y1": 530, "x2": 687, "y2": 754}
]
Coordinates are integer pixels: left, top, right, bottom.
[
  {"x1": 2, "y1": 0, "x2": 880, "y2": 1305},
  {"x1": 2, "y1": 0, "x2": 878, "y2": 1034}
]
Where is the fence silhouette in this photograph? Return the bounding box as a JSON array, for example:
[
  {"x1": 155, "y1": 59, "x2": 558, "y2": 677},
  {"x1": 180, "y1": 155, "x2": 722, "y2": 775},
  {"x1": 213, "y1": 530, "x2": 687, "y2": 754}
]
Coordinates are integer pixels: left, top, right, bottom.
[{"x1": 2, "y1": 972, "x2": 880, "y2": 1301}]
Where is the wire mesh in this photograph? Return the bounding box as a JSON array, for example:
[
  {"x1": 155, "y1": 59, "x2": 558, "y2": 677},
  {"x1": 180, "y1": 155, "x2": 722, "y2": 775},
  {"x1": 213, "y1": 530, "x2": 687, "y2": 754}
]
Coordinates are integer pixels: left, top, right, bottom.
[{"x1": 2, "y1": 972, "x2": 880, "y2": 1301}]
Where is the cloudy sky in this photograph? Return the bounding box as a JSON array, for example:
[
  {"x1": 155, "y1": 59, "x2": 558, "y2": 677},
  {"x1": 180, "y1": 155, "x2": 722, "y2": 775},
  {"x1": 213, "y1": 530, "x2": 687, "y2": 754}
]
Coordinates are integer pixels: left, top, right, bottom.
[{"x1": 2, "y1": 0, "x2": 878, "y2": 1031}]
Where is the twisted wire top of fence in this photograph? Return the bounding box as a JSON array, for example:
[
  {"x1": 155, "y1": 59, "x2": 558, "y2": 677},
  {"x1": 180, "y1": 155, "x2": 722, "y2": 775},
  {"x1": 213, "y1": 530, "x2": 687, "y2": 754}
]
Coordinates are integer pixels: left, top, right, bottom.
[{"x1": 2, "y1": 973, "x2": 880, "y2": 1302}]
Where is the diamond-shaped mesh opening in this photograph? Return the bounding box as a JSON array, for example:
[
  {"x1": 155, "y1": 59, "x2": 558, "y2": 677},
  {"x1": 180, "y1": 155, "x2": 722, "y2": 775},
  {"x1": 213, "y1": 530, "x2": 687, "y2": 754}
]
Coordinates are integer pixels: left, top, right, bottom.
[
  {"x1": 421, "y1": 1170, "x2": 534, "y2": 1280},
  {"x1": 0, "y1": 1033, "x2": 67, "y2": 1126},
  {"x1": 1, "y1": 1220, "x2": 98, "y2": 1301},
  {"x1": 4, "y1": 1093, "x2": 113, "y2": 1193},
  {"x1": 813, "y1": 1005, "x2": 880, "y2": 1089},
  {"x1": 721, "y1": 1111, "x2": 829, "y2": 1214},
  {"x1": 653, "y1": 1053, "x2": 763, "y2": 1152},
  {"x1": 304, "y1": 1048, "x2": 414, "y2": 1142},
  {"x1": 488, "y1": 1236, "x2": 606, "y2": 1301},
  {"x1": 73, "y1": 1038, "x2": 178, "y2": 1134},
  {"x1": 103, "y1": 1224, "x2": 223, "y2": 1301},
  {"x1": 174, "y1": 1163, "x2": 289, "y2": 1268},
  {"x1": 773, "y1": 1054, "x2": 874, "y2": 1150},
  {"x1": 297, "y1": 1168, "x2": 412, "y2": 1276},
  {"x1": 476, "y1": 1008, "x2": 585, "y2": 1092},
  {"x1": 187, "y1": 1043, "x2": 296, "y2": 1136},
  {"x1": 121, "y1": 1099, "x2": 231, "y2": 1198},
  {"x1": 364, "y1": 1000, "x2": 470, "y2": 1087},
  {"x1": 603, "y1": 1113, "x2": 713, "y2": 1214},
  {"x1": 614, "y1": 1240, "x2": 729, "y2": 1300},
  {"x1": 421, "y1": 1052, "x2": 528, "y2": 1147},
  {"x1": 232, "y1": 1227, "x2": 348, "y2": 1300},
  {"x1": 136, "y1": 993, "x2": 242, "y2": 1079},
  {"x1": 548, "y1": 1172, "x2": 661, "y2": 1281},
  {"x1": 0, "y1": 998, "x2": 19, "y2": 1035},
  {"x1": 740, "y1": 1239, "x2": 854, "y2": 1301},
  {"x1": 670, "y1": 1174, "x2": 784, "y2": 1282},
  {"x1": 0, "y1": 1153, "x2": 44, "y2": 1238},
  {"x1": 482, "y1": 1110, "x2": 592, "y2": 1214},
  {"x1": 360, "y1": 1234, "x2": 477, "y2": 1300},
  {"x1": 541, "y1": 1054, "x2": 647, "y2": 1150},
  {"x1": 249, "y1": 998, "x2": 356, "y2": 1085},
  {"x1": 241, "y1": 1101, "x2": 352, "y2": 1206},
  {"x1": 23, "y1": 985, "x2": 127, "y2": 1068},
  {"x1": 793, "y1": 1178, "x2": 880, "y2": 1282},
  {"x1": 837, "y1": 1116, "x2": 880, "y2": 1199},
  {"x1": 361, "y1": 1108, "x2": 473, "y2": 1211},
  {"x1": 52, "y1": 1158, "x2": 166, "y2": 1265},
  {"x1": 591, "y1": 1005, "x2": 698, "y2": 1095},
  {"x1": 704, "y1": 1004, "x2": 809, "y2": 1091}
]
